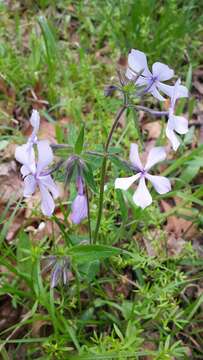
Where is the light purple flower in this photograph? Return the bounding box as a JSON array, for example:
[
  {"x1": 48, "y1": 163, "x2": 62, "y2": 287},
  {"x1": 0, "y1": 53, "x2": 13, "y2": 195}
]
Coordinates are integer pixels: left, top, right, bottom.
[
  {"x1": 15, "y1": 109, "x2": 40, "y2": 176},
  {"x1": 15, "y1": 140, "x2": 59, "y2": 216},
  {"x1": 70, "y1": 176, "x2": 88, "y2": 224},
  {"x1": 126, "y1": 49, "x2": 174, "y2": 101},
  {"x1": 166, "y1": 79, "x2": 189, "y2": 151},
  {"x1": 115, "y1": 144, "x2": 171, "y2": 209}
]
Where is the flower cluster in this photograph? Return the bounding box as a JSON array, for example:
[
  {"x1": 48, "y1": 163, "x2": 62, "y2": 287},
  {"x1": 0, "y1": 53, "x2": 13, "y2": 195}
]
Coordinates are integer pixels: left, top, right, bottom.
[
  {"x1": 126, "y1": 49, "x2": 189, "y2": 150},
  {"x1": 15, "y1": 49, "x2": 189, "y2": 220},
  {"x1": 114, "y1": 49, "x2": 189, "y2": 208},
  {"x1": 15, "y1": 110, "x2": 88, "y2": 221}
]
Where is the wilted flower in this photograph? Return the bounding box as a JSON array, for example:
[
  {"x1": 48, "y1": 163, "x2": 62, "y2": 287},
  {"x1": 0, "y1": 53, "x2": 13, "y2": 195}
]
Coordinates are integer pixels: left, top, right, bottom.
[
  {"x1": 70, "y1": 176, "x2": 88, "y2": 224},
  {"x1": 15, "y1": 140, "x2": 59, "y2": 216},
  {"x1": 115, "y1": 144, "x2": 171, "y2": 209},
  {"x1": 126, "y1": 49, "x2": 174, "y2": 101},
  {"x1": 166, "y1": 79, "x2": 189, "y2": 151},
  {"x1": 64, "y1": 155, "x2": 85, "y2": 186},
  {"x1": 43, "y1": 256, "x2": 70, "y2": 288}
]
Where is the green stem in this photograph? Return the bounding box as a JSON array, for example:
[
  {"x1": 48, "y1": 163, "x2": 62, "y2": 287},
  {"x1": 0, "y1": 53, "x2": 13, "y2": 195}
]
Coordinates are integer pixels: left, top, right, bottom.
[
  {"x1": 85, "y1": 184, "x2": 92, "y2": 244},
  {"x1": 75, "y1": 268, "x2": 81, "y2": 314},
  {"x1": 94, "y1": 105, "x2": 126, "y2": 243},
  {"x1": 94, "y1": 156, "x2": 107, "y2": 244}
]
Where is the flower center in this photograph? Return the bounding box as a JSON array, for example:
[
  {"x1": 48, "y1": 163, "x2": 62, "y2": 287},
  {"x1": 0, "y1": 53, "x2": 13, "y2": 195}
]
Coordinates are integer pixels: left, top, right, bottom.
[
  {"x1": 144, "y1": 76, "x2": 158, "y2": 93},
  {"x1": 141, "y1": 169, "x2": 146, "y2": 177}
]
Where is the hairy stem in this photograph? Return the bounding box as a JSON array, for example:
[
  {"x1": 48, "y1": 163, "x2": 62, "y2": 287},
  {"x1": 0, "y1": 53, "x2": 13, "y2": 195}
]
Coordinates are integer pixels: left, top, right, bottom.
[{"x1": 94, "y1": 105, "x2": 126, "y2": 243}]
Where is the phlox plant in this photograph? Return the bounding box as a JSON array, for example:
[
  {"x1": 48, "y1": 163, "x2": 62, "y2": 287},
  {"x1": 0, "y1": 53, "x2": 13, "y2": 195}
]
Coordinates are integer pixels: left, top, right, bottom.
[{"x1": 15, "y1": 49, "x2": 189, "y2": 287}]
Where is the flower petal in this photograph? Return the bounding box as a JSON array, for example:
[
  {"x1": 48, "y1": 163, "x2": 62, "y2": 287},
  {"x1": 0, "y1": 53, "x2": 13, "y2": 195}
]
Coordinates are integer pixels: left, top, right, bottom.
[
  {"x1": 20, "y1": 164, "x2": 31, "y2": 177},
  {"x1": 171, "y1": 115, "x2": 188, "y2": 135},
  {"x1": 125, "y1": 68, "x2": 137, "y2": 81},
  {"x1": 156, "y1": 82, "x2": 174, "y2": 97},
  {"x1": 145, "y1": 173, "x2": 171, "y2": 194},
  {"x1": 135, "y1": 77, "x2": 149, "y2": 87},
  {"x1": 30, "y1": 109, "x2": 40, "y2": 137},
  {"x1": 150, "y1": 85, "x2": 165, "y2": 101},
  {"x1": 152, "y1": 62, "x2": 174, "y2": 81},
  {"x1": 166, "y1": 125, "x2": 180, "y2": 151},
  {"x1": 133, "y1": 177, "x2": 152, "y2": 209},
  {"x1": 23, "y1": 175, "x2": 36, "y2": 197},
  {"x1": 70, "y1": 194, "x2": 88, "y2": 224},
  {"x1": 39, "y1": 175, "x2": 59, "y2": 199},
  {"x1": 15, "y1": 143, "x2": 35, "y2": 170},
  {"x1": 39, "y1": 183, "x2": 55, "y2": 216},
  {"x1": 144, "y1": 147, "x2": 166, "y2": 171},
  {"x1": 36, "y1": 140, "x2": 53, "y2": 175},
  {"x1": 129, "y1": 143, "x2": 143, "y2": 170},
  {"x1": 51, "y1": 264, "x2": 61, "y2": 288},
  {"x1": 171, "y1": 79, "x2": 189, "y2": 107},
  {"x1": 115, "y1": 173, "x2": 141, "y2": 191},
  {"x1": 128, "y1": 49, "x2": 151, "y2": 77}
]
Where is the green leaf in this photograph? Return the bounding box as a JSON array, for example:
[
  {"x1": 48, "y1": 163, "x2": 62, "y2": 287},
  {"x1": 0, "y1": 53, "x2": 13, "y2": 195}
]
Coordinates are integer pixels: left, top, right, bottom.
[
  {"x1": 83, "y1": 162, "x2": 97, "y2": 192},
  {"x1": 55, "y1": 123, "x2": 64, "y2": 143},
  {"x1": 38, "y1": 16, "x2": 58, "y2": 66},
  {"x1": 79, "y1": 260, "x2": 100, "y2": 281},
  {"x1": 179, "y1": 163, "x2": 200, "y2": 185},
  {"x1": 74, "y1": 125, "x2": 84, "y2": 155},
  {"x1": 115, "y1": 189, "x2": 128, "y2": 222},
  {"x1": 69, "y1": 245, "x2": 121, "y2": 264},
  {"x1": 17, "y1": 231, "x2": 32, "y2": 280},
  {"x1": 110, "y1": 155, "x2": 132, "y2": 172},
  {"x1": 0, "y1": 140, "x2": 9, "y2": 151},
  {"x1": 186, "y1": 63, "x2": 193, "y2": 91}
]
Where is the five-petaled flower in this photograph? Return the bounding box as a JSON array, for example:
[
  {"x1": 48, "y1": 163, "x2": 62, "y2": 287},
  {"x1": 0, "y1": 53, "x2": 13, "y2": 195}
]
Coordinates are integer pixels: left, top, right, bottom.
[
  {"x1": 70, "y1": 176, "x2": 88, "y2": 224},
  {"x1": 166, "y1": 79, "x2": 189, "y2": 151},
  {"x1": 115, "y1": 144, "x2": 171, "y2": 209},
  {"x1": 15, "y1": 140, "x2": 59, "y2": 216},
  {"x1": 126, "y1": 49, "x2": 174, "y2": 101}
]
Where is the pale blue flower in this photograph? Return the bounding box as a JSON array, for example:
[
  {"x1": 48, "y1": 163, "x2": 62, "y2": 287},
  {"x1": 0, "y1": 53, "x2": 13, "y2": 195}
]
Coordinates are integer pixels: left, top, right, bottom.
[
  {"x1": 166, "y1": 79, "x2": 189, "y2": 150},
  {"x1": 15, "y1": 140, "x2": 59, "y2": 216},
  {"x1": 115, "y1": 144, "x2": 171, "y2": 209},
  {"x1": 126, "y1": 49, "x2": 174, "y2": 101}
]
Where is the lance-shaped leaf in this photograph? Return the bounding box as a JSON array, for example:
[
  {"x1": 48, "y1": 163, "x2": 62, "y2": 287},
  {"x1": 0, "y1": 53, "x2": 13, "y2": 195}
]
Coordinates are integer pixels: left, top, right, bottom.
[
  {"x1": 69, "y1": 245, "x2": 121, "y2": 264},
  {"x1": 83, "y1": 162, "x2": 97, "y2": 192},
  {"x1": 74, "y1": 125, "x2": 85, "y2": 155}
]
